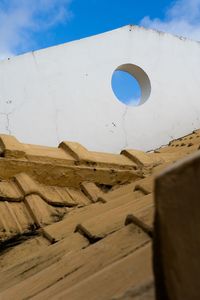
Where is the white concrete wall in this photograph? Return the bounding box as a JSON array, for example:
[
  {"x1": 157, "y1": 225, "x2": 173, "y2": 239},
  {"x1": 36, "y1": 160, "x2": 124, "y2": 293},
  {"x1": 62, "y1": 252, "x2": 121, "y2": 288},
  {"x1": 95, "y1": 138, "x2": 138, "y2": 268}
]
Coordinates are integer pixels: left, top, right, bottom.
[{"x1": 0, "y1": 25, "x2": 200, "y2": 153}]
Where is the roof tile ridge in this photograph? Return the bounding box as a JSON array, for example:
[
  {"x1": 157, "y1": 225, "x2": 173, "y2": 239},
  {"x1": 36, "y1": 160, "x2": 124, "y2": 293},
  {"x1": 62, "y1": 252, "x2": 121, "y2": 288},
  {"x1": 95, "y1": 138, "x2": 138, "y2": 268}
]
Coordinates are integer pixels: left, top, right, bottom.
[
  {"x1": 0, "y1": 134, "x2": 25, "y2": 158},
  {"x1": 121, "y1": 148, "x2": 156, "y2": 169},
  {"x1": 13, "y1": 173, "x2": 75, "y2": 207},
  {"x1": 59, "y1": 141, "x2": 95, "y2": 162},
  {"x1": 80, "y1": 181, "x2": 103, "y2": 203}
]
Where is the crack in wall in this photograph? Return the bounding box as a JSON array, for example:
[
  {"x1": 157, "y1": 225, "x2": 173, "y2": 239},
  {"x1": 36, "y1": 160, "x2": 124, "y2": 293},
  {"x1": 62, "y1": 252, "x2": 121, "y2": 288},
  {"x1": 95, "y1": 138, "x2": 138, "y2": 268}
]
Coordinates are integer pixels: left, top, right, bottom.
[
  {"x1": 50, "y1": 98, "x2": 60, "y2": 144},
  {"x1": 0, "y1": 112, "x2": 12, "y2": 135},
  {"x1": 5, "y1": 113, "x2": 11, "y2": 135},
  {"x1": 0, "y1": 99, "x2": 28, "y2": 136},
  {"x1": 122, "y1": 106, "x2": 128, "y2": 149},
  {"x1": 54, "y1": 109, "x2": 60, "y2": 144}
]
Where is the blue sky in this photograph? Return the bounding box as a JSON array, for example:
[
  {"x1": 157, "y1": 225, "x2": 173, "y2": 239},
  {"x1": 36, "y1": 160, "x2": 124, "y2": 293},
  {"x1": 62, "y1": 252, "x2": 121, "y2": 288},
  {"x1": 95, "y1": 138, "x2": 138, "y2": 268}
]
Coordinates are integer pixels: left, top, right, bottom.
[
  {"x1": 112, "y1": 70, "x2": 142, "y2": 106},
  {"x1": 1, "y1": 0, "x2": 200, "y2": 59},
  {"x1": 0, "y1": 0, "x2": 200, "y2": 105}
]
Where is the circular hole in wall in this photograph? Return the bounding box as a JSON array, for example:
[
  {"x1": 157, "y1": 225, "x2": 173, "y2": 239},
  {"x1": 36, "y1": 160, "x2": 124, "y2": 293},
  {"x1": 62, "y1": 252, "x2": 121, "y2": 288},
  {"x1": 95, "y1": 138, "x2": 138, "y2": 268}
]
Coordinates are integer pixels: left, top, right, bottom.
[
  {"x1": 111, "y1": 64, "x2": 151, "y2": 106},
  {"x1": 112, "y1": 70, "x2": 141, "y2": 106}
]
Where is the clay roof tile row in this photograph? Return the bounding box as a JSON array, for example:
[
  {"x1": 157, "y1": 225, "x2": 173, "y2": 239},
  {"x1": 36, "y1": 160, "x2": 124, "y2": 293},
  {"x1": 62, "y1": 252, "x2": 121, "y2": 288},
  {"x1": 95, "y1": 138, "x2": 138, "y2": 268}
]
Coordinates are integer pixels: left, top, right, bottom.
[{"x1": 0, "y1": 130, "x2": 200, "y2": 299}]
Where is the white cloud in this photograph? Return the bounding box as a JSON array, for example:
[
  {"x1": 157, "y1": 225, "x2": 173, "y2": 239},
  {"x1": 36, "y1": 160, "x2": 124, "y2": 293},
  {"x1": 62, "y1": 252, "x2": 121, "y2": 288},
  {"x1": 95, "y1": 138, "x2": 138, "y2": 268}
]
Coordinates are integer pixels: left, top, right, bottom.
[
  {"x1": 0, "y1": 0, "x2": 73, "y2": 59},
  {"x1": 140, "y1": 0, "x2": 200, "y2": 41},
  {"x1": 126, "y1": 97, "x2": 140, "y2": 106}
]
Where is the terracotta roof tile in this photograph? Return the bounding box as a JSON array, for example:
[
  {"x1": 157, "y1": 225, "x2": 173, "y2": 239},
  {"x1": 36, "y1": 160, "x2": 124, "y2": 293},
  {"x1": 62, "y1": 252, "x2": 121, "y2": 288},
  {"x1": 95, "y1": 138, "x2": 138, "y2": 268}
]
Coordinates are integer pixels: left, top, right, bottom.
[
  {"x1": 24, "y1": 144, "x2": 75, "y2": 164},
  {"x1": 0, "y1": 130, "x2": 199, "y2": 299},
  {"x1": 134, "y1": 176, "x2": 154, "y2": 194},
  {"x1": 42, "y1": 186, "x2": 147, "y2": 243},
  {"x1": 0, "y1": 236, "x2": 50, "y2": 271},
  {"x1": 121, "y1": 149, "x2": 155, "y2": 168},
  {"x1": 60, "y1": 141, "x2": 137, "y2": 169},
  {"x1": 14, "y1": 172, "x2": 89, "y2": 207},
  {"x1": 0, "y1": 180, "x2": 23, "y2": 201},
  {"x1": 24, "y1": 194, "x2": 66, "y2": 227},
  {"x1": 0, "y1": 201, "x2": 35, "y2": 242},
  {"x1": 113, "y1": 281, "x2": 155, "y2": 300},
  {"x1": 80, "y1": 181, "x2": 103, "y2": 203},
  {"x1": 48, "y1": 240, "x2": 153, "y2": 300},
  {"x1": 1, "y1": 225, "x2": 151, "y2": 300},
  {"x1": 0, "y1": 135, "x2": 26, "y2": 158},
  {"x1": 76, "y1": 194, "x2": 153, "y2": 240},
  {"x1": 0, "y1": 233, "x2": 89, "y2": 292}
]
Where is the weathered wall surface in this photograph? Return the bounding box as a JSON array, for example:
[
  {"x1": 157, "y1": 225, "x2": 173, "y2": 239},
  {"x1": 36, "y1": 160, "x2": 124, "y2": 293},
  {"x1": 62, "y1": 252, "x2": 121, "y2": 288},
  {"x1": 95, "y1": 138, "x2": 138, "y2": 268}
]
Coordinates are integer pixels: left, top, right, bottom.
[{"x1": 0, "y1": 25, "x2": 200, "y2": 153}]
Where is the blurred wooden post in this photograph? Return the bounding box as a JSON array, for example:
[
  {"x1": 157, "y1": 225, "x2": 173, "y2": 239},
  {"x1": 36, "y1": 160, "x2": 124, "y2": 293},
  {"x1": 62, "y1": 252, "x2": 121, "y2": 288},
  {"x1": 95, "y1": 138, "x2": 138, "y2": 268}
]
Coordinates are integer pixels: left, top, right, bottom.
[{"x1": 154, "y1": 152, "x2": 200, "y2": 300}]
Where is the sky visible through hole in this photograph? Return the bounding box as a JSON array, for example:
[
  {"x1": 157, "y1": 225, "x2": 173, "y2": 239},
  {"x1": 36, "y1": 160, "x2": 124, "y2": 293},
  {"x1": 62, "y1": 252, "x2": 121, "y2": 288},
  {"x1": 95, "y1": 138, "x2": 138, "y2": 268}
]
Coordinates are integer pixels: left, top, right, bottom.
[{"x1": 111, "y1": 70, "x2": 141, "y2": 106}]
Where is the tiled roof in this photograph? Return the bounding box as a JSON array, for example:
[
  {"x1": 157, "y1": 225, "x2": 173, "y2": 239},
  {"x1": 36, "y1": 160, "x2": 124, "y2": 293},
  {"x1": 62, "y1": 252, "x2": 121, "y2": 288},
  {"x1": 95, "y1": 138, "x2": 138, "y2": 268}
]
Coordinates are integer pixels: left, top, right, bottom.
[{"x1": 0, "y1": 130, "x2": 200, "y2": 299}]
